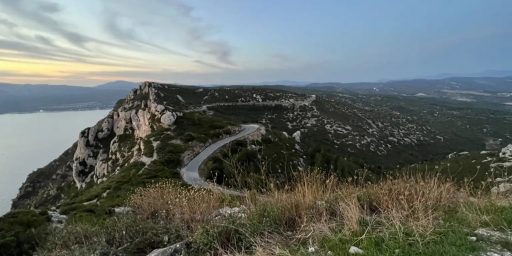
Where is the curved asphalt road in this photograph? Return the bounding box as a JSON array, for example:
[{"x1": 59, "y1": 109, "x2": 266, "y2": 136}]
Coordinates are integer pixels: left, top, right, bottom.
[{"x1": 180, "y1": 124, "x2": 259, "y2": 192}]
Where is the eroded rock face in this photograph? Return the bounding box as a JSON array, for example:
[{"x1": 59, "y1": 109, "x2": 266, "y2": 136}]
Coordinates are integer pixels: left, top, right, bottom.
[
  {"x1": 292, "y1": 130, "x2": 301, "y2": 142},
  {"x1": 71, "y1": 82, "x2": 182, "y2": 188},
  {"x1": 72, "y1": 127, "x2": 101, "y2": 189},
  {"x1": 161, "y1": 112, "x2": 178, "y2": 127},
  {"x1": 499, "y1": 144, "x2": 512, "y2": 159}
]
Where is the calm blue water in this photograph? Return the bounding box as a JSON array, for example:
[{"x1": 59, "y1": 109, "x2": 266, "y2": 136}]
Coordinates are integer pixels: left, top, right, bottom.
[{"x1": 0, "y1": 110, "x2": 109, "y2": 215}]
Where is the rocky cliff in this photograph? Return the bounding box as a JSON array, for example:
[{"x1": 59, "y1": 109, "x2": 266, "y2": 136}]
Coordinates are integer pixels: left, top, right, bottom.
[
  {"x1": 13, "y1": 82, "x2": 181, "y2": 209},
  {"x1": 13, "y1": 82, "x2": 313, "y2": 211},
  {"x1": 71, "y1": 82, "x2": 180, "y2": 188}
]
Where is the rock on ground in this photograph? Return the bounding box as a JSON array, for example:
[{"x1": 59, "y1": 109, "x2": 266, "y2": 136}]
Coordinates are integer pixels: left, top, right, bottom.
[
  {"x1": 147, "y1": 241, "x2": 187, "y2": 256},
  {"x1": 349, "y1": 246, "x2": 364, "y2": 254}
]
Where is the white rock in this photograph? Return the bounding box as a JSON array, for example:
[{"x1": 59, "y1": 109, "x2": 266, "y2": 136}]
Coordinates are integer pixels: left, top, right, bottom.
[
  {"x1": 481, "y1": 248, "x2": 512, "y2": 256},
  {"x1": 160, "y1": 112, "x2": 178, "y2": 127},
  {"x1": 292, "y1": 130, "x2": 301, "y2": 142},
  {"x1": 97, "y1": 117, "x2": 113, "y2": 139},
  {"x1": 349, "y1": 246, "x2": 364, "y2": 254},
  {"x1": 491, "y1": 183, "x2": 512, "y2": 194},
  {"x1": 475, "y1": 228, "x2": 512, "y2": 244},
  {"x1": 147, "y1": 241, "x2": 186, "y2": 256},
  {"x1": 48, "y1": 211, "x2": 67, "y2": 224},
  {"x1": 94, "y1": 150, "x2": 110, "y2": 180},
  {"x1": 132, "y1": 109, "x2": 152, "y2": 138},
  {"x1": 211, "y1": 206, "x2": 248, "y2": 219},
  {"x1": 48, "y1": 211, "x2": 67, "y2": 228},
  {"x1": 500, "y1": 144, "x2": 512, "y2": 159},
  {"x1": 155, "y1": 104, "x2": 166, "y2": 113},
  {"x1": 114, "y1": 207, "x2": 133, "y2": 214}
]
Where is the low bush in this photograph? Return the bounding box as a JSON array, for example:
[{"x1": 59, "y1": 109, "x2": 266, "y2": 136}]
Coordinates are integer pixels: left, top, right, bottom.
[
  {"x1": 0, "y1": 210, "x2": 49, "y2": 256},
  {"x1": 35, "y1": 171, "x2": 512, "y2": 255},
  {"x1": 38, "y1": 215, "x2": 182, "y2": 256},
  {"x1": 128, "y1": 181, "x2": 228, "y2": 231}
]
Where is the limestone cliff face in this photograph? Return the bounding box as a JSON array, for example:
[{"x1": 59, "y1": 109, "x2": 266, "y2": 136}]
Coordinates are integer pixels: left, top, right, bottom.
[
  {"x1": 71, "y1": 82, "x2": 181, "y2": 188},
  {"x1": 12, "y1": 82, "x2": 182, "y2": 209}
]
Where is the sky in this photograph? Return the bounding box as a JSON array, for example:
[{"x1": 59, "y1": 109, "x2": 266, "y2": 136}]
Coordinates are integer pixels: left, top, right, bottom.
[{"x1": 0, "y1": 0, "x2": 511, "y2": 86}]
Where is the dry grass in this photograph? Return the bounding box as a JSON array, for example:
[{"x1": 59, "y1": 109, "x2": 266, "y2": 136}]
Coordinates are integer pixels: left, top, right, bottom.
[
  {"x1": 457, "y1": 191, "x2": 512, "y2": 229},
  {"x1": 249, "y1": 173, "x2": 338, "y2": 233},
  {"x1": 128, "y1": 172, "x2": 472, "y2": 254},
  {"x1": 245, "y1": 172, "x2": 464, "y2": 239},
  {"x1": 365, "y1": 174, "x2": 462, "y2": 234},
  {"x1": 128, "y1": 181, "x2": 226, "y2": 229}
]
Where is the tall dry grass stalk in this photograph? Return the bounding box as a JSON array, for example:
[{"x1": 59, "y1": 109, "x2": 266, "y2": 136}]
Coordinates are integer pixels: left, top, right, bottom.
[
  {"x1": 128, "y1": 181, "x2": 226, "y2": 229},
  {"x1": 246, "y1": 172, "x2": 465, "y2": 238},
  {"x1": 365, "y1": 173, "x2": 463, "y2": 234},
  {"x1": 128, "y1": 171, "x2": 469, "y2": 252}
]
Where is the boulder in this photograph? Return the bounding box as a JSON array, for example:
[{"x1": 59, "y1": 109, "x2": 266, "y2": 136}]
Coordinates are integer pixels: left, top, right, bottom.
[
  {"x1": 475, "y1": 228, "x2": 512, "y2": 244},
  {"x1": 499, "y1": 144, "x2": 512, "y2": 159},
  {"x1": 349, "y1": 246, "x2": 364, "y2": 254},
  {"x1": 211, "y1": 206, "x2": 248, "y2": 219},
  {"x1": 491, "y1": 183, "x2": 512, "y2": 194},
  {"x1": 292, "y1": 130, "x2": 301, "y2": 142},
  {"x1": 147, "y1": 241, "x2": 187, "y2": 256}
]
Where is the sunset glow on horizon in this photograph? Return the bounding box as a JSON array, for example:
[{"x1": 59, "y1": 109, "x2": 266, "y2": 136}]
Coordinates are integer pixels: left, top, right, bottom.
[{"x1": 1, "y1": 0, "x2": 511, "y2": 86}]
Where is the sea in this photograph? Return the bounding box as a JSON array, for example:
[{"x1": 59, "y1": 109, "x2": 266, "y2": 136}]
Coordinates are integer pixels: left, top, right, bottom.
[{"x1": 0, "y1": 110, "x2": 109, "y2": 215}]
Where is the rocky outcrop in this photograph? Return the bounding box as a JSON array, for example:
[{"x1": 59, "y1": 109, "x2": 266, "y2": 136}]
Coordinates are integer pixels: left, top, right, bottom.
[
  {"x1": 71, "y1": 82, "x2": 182, "y2": 188},
  {"x1": 474, "y1": 228, "x2": 512, "y2": 255},
  {"x1": 490, "y1": 144, "x2": 512, "y2": 193},
  {"x1": 292, "y1": 130, "x2": 301, "y2": 142},
  {"x1": 499, "y1": 144, "x2": 512, "y2": 159}
]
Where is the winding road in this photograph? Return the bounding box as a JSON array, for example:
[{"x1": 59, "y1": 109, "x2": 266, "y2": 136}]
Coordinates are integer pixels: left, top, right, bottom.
[{"x1": 180, "y1": 124, "x2": 259, "y2": 193}]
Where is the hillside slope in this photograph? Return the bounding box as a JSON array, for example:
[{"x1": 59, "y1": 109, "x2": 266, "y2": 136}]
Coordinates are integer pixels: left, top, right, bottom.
[
  {"x1": 5, "y1": 81, "x2": 512, "y2": 255},
  {"x1": 13, "y1": 81, "x2": 512, "y2": 211}
]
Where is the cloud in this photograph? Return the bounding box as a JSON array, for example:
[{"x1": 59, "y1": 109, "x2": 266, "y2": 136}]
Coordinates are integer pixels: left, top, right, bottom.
[
  {"x1": 0, "y1": 0, "x2": 112, "y2": 48},
  {"x1": 33, "y1": 34, "x2": 56, "y2": 47},
  {"x1": 0, "y1": 1, "x2": 153, "y2": 70},
  {"x1": 0, "y1": 17, "x2": 16, "y2": 29},
  {"x1": 171, "y1": 1, "x2": 234, "y2": 65},
  {"x1": 188, "y1": 27, "x2": 234, "y2": 65},
  {"x1": 35, "y1": 1, "x2": 60, "y2": 14},
  {"x1": 102, "y1": 0, "x2": 235, "y2": 66},
  {"x1": 0, "y1": 0, "x2": 238, "y2": 85},
  {"x1": 193, "y1": 59, "x2": 226, "y2": 70},
  {"x1": 272, "y1": 53, "x2": 292, "y2": 63},
  {"x1": 103, "y1": 12, "x2": 190, "y2": 57},
  {"x1": 0, "y1": 37, "x2": 148, "y2": 70}
]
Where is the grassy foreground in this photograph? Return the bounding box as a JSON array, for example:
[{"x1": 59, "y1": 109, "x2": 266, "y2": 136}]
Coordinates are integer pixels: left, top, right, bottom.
[{"x1": 28, "y1": 172, "x2": 511, "y2": 255}]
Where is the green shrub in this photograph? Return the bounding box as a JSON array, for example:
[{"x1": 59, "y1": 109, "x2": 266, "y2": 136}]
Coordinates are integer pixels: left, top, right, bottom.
[
  {"x1": 143, "y1": 139, "x2": 155, "y2": 157},
  {"x1": 39, "y1": 215, "x2": 182, "y2": 256},
  {"x1": 0, "y1": 210, "x2": 49, "y2": 256},
  {"x1": 190, "y1": 219, "x2": 253, "y2": 255}
]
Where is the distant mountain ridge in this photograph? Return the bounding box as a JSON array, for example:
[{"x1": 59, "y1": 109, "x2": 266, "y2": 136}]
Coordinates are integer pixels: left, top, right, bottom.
[
  {"x1": 1, "y1": 76, "x2": 511, "y2": 114},
  {"x1": 95, "y1": 80, "x2": 138, "y2": 90},
  {"x1": 307, "y1": 76, "x2": 512, "y2": 92},
  {"x1": 306, "y1": 76, "x2": 512, "y2": 104},
  {"x1": 0, "y1": 81, "x2": 137, "y2": 114}
]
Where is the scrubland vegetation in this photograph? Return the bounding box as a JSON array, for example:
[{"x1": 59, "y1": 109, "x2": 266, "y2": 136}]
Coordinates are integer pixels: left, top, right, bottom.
[
  {"x1": 4, "y1": 84, "x2": 512, "y2": 255},
  {"x1": 26, "y1": 172, "x2": 512, "y2": 255}
]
